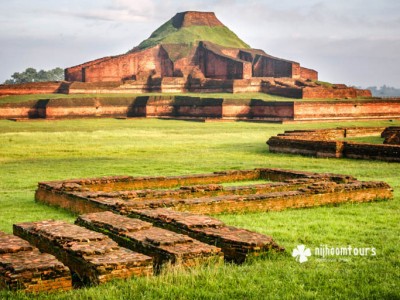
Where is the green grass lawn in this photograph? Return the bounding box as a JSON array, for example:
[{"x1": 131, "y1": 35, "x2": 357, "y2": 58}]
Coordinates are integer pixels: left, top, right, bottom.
[{"x1": 0, "y1": 118, "x2": 399, "y2": 299}]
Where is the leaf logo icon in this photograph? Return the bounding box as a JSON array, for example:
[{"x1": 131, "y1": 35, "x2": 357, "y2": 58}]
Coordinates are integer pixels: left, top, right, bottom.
[{"x1": 292, "y1": 245, "x2": 312, "y2": 263}]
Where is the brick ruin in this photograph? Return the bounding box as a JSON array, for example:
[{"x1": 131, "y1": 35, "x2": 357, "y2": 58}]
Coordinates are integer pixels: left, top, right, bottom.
[
  {"x1": 267, "y1": 127, "x2": 400, "y2": 162},
  {"x1": 13, "y1": 220, "x2": 153, "y2": 286},
  {"x1": 1, "y1": 95, "x2": 399, "y2": 122},
  {"x1": 76, "y1": 211, "x2": 223, "y2": 268},
  {"x1": 1, "y1": 167, "x2": 393, "y2": 292},
  {"x1": 0, "y1": 231, "x2": 72, "y2": 292},
  {"x1": 64, "y1": 12, "x2": 318, "y2": 83},
  {"x1": 33, "y1": 168, "x2": 392, "y2": 217},
  {"x1": 0, "y1": 11, "x2": 371, "y2": 99}
]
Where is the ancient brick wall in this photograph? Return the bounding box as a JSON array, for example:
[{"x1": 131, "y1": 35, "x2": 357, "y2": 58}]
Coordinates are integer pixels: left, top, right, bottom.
[
  {"x1": 300, "y1": 67, "x2": 318, "y2": 81},
  {"x1": 253, "y1": 55, "x2": 296, "y2": 78},
  {"x1": 268, "y1": 137, "x2": 344, "y2": 158},
  {"x1": 267, "y1": 127, "x2": 400, "y2": 162},
  {"x1": 82, "y1": 46, "x2": 173, "y2": 83},
  {"x1": 302, "y1": 87, "x2": 372, "y2": 99},
  {"x1": 0, "y1": 82, "x2": 63, "y2": 96},
  {"x1": 0, "y1": 100, "x2": 48, "y2": 119},
  {"x1": 293, "y1": 100, "x2": 400, "y2": 120},
  {"x1": 344, "y1": 143, "x2": 400, "y2": 161},
  {"x1": 251, "y1": 101, "x2": 294, "y2": 119},
  {"x1": 198, "y1": 44, "x2": 248, "y2": 79},
  {"x1": 34, "y1": 168, "x2": 392, "y2": 217},
  {"x1": 65, "y1": 57, "x2": 114, "y2": 82},
  {"x1": 44, "y1": 97, "x2": 145, "y2": 119}
]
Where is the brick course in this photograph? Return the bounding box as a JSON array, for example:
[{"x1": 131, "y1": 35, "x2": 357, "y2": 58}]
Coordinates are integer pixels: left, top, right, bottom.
[{"x1": 76, "y1": 211, "x2": 223, "y2": 269}]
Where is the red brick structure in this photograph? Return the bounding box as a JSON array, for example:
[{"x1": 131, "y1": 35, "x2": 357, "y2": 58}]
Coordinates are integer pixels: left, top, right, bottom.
[
  {"x1": 13, "y1": 221, "x2": 153, "y2": 286},
  {"x1": 0, "y1": 231, "x2": 72, "y2": 293},
  {"x1": 64, "y1": 11, "x2": 318, "y2": 83},
  {"x1": 34, "y1": 168, "x2": 392, "y2": 217},
  {"x1": 267, "y1": 127, "x2": 400, "y2": 162}
]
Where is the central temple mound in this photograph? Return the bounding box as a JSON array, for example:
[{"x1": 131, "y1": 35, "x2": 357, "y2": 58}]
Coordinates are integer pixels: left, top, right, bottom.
[{"x1": 65, "y1": 11, "x2": 318, "y2": 83}]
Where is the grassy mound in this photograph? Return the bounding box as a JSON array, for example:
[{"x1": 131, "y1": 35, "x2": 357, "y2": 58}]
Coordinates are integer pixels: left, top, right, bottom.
[{"x1": 136, "y1": 17, "x2": 250, "y2": 51}]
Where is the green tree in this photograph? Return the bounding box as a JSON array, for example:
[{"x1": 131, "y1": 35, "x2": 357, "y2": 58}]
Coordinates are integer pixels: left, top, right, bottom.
[{"x1": 4, "y1": 67, "x2": 64, "y2": 84}]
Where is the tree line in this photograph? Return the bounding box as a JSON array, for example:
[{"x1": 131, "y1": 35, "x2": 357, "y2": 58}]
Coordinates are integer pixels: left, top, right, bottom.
[
  {"x1": 3, "y1": 67, "x2": 64, "y2": 84},
  {"x1": 367, "y1": 85, "x2": 400, "y2": 97}
]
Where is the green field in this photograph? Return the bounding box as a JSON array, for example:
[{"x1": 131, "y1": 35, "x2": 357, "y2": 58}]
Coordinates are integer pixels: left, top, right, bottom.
[{"x1": 0, "y1": 118, "x2": 399, "y2": 299}]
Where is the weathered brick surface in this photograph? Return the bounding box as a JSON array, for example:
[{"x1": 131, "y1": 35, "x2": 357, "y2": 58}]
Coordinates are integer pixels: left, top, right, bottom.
[
  {"x1": 267, "y1": 127, "x2": 400, "y2": 162},
  {"x1": 2, "y1": 95, "x2": 400, "y2": 121},
  {"x1": 13, "y1": 221, "x2": 153, "y2": 286},
  {"x1": 0, "y1": 82, "x2": 63, "y2": 96},
  {"x1": 64, "y1": 11, "x2": 318, "y2": 85},
  {"x1": 0, "y1": 231, "x2": 72, "y2": 293},
  {"x1": 76, "y1": 211, "x2": 222, "y2": 268},
  {"x1": 382, "y1": 127, "x2": 400, "y2": 145},
  {"x1": 35, "y1": 168, "x2": 392, "y2": 219},
  {"x1": 127, "y1": 208, "x2": 283, "y2": 263}
]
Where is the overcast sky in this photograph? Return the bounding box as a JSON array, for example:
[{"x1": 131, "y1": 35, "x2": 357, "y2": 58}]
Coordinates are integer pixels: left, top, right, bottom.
[{"x1": 0, "y1": 0, "x2": 399, "y2": 87}]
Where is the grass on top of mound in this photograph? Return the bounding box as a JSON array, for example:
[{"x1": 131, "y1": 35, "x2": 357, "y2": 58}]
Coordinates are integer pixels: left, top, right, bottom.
[{"x1": 136, "y1": 16, "x2": 250, "y2": 50}]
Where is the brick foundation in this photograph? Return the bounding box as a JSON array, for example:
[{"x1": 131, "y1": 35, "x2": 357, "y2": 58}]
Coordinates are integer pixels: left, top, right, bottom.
[
  {"x1": 0, "y1": 231, "x2": 72, "y2": 293},
  {"x1": 13, "y1": 221, "x2": 153, "y2": 286},
  {"x1": 267, "y1": 127, "x2": 400, "y2": 162},
  {"x1": 76, "y1": 211, "x2": 223, "y2": 268},
  {"x1": 127, "y1": 208, "x2": 283, "y2": 263},
  {"x1": 35, "y1": 168, "x2": 392, "y2": 217}
]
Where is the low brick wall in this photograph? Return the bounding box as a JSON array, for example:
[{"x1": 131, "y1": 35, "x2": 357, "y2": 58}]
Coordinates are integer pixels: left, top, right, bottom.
[
  {"x1": 267, "y1": 127, "x2": 400, "y2": 162},
  {"x1": 35, "y1": 168, "x2": 392, "y2": 218},
  {"x1": 76, "y1": 211, "x2": 222, "y2": 268},
  {"x1": 1, "y1": 96, "x2": 400, "y2": 121},
  {"x1": 294, "y1": 100, "x2": 400, "y2": 120},
  {"x1": 128, "y1": 208, "x2": 283, "y2": 263},
  {"x1": 0, "y1": 82, "x2": 63, "y2": 96},
  {"x1": 13, "y1": 220, "x2": 153, "y2": 286},
  {"x1": 0, "y1": 231, "x2": 72, "y2": 293}
]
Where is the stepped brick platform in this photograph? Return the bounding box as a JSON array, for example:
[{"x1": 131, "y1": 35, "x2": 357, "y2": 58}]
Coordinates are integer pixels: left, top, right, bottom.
[
  {"x1": 0, "y1": 231, "x2": 72, "y2": 293},
  {"x1": 13, "y1": 221, "x2": 153, "y2": 286},
  {"x1": 35, "y1": 168, "x2": 392, "y2": 216},
  {"x1": 267, "y1": 127, "x2": 400, "y2": 162},
  {"x1": 127, "y1": 208, "x2": 283, "y2": 263},
  {"x1": 76, "y1": 211, "x2": 223, "y2": 268},
  {"x1": 1, "y1": 96, "x2": 399, "y2": 122}
]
